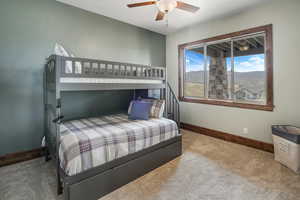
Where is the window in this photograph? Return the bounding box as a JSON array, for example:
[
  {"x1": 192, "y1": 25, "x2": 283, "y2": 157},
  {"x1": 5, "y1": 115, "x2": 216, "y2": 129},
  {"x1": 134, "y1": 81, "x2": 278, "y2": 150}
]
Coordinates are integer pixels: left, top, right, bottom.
[
  {"x1": 178, "y1": 25, "x2": 273, "y2": 111},
  {"x1": 184, "y1": 46, "x2": 205, "y2": 98}
]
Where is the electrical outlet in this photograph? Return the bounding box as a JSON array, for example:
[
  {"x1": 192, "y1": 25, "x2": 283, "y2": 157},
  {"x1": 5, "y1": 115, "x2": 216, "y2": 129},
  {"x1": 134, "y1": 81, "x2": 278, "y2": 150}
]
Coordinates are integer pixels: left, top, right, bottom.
[{"x1": 243, "y1": 128, "x2": 248, "y2": 134}]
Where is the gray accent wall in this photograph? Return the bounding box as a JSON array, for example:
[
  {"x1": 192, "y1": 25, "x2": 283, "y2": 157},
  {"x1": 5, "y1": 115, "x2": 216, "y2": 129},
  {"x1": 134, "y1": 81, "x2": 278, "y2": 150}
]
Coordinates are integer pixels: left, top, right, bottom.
[
  {"x1": 0, "y1": 0, "x2": 166, "y2": 155},
  {"x1": 61, "y1": 90, "x2": 133, "y2": 121}
]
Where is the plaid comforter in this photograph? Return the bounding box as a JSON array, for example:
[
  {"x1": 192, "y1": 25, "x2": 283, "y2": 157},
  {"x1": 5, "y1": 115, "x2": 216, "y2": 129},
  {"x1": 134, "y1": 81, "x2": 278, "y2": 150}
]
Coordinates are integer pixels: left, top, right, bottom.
[{"x1": 59, "y1": 114, "x2": 179, "y2": 176}]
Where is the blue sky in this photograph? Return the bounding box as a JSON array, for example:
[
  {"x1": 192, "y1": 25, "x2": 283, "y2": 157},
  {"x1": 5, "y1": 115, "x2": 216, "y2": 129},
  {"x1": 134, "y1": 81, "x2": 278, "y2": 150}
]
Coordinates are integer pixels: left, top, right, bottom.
[{"x1": 185, "y1": 50, "x2": 265, "y2": 72}]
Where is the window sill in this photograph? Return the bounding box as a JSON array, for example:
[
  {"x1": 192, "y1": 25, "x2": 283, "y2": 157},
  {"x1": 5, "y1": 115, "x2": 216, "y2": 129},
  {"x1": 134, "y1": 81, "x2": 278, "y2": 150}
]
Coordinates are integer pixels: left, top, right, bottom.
[{"x1": 179, "y1": 97, "x2": 274, "y2": 111}]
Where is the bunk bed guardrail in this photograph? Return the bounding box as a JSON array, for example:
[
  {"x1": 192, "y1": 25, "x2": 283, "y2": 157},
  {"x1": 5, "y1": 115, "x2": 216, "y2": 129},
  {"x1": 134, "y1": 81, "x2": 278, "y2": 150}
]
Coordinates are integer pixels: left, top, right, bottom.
[
  {"x1": 47, "y1": 55, "x2": 166, "y2": 80},
  {"x1": 46, "y1": 55, "x2": 167, "y2": 91}
]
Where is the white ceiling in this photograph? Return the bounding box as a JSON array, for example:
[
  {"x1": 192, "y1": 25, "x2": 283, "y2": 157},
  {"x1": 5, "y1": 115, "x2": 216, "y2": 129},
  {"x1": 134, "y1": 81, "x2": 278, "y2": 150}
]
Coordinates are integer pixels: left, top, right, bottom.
[{"x1": 57, "y1": 0, "x2": 271, "y2": 35}]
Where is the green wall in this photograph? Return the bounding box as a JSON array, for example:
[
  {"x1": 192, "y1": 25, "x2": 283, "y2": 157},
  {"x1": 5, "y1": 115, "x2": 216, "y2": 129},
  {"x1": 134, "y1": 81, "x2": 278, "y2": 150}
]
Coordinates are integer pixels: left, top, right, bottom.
[{"x1": 0, "y1": 0, "x2": 166, "y2": 155}]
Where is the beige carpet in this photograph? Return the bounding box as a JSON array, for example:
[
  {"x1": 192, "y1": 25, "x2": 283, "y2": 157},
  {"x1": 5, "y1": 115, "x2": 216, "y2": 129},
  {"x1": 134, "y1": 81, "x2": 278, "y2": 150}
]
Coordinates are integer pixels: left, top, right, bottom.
[{"x1": 1, "y1": 130, "x2": 300, "y2": 200}]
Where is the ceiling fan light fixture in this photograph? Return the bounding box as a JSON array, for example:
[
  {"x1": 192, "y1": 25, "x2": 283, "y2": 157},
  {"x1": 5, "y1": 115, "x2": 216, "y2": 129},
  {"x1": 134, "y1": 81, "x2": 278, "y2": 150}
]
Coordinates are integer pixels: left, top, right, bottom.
[{"x1": 156, "y1": 0, "x2": 177, "y2": 13}]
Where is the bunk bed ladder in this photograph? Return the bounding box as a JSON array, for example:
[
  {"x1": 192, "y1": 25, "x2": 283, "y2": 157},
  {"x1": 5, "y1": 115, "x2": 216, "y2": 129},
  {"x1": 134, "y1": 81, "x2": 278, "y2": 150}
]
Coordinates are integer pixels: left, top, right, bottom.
[{"x1": 166, "y1": 82, "x2": 180, "y2": 128}]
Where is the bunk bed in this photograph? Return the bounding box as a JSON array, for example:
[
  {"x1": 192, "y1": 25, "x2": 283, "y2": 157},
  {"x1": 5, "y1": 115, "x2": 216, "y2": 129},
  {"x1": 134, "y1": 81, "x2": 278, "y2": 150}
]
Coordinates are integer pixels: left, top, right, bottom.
[{"x1": 44, "y1": 55, "x2": 181, "y2": 200}]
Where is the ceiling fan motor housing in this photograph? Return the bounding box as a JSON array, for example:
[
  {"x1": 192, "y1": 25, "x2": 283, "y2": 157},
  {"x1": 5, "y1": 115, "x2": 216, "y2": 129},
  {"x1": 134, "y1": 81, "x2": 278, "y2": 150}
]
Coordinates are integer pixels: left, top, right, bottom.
[{"x1": 156, "y1": 0, "x2": 178, "y2": 13}]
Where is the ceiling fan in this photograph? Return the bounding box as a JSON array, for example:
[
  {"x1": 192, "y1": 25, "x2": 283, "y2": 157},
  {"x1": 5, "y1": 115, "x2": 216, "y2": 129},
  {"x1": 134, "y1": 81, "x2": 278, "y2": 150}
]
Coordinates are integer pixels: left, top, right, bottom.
[{"x1": 127, "y1": 0, "x2": 200, "y2": 21}]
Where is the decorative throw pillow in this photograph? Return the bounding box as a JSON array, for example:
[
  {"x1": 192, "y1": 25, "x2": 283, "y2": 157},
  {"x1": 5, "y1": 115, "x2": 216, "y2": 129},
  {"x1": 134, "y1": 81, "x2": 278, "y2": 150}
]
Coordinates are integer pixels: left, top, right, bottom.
[
  {"x1": 142, "y1": 99, "x2": 165, "y2": 118},
  {"x1": 128, "y1": 101, "x2": 152, "y2": 120}
]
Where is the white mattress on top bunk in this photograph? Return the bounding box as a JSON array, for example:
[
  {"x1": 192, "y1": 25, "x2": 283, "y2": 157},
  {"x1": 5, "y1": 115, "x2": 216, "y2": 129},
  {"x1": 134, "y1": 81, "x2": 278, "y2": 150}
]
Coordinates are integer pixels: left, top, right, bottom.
[{"x1": 60, "y1": 77, "x2": 163, "y2": 84}]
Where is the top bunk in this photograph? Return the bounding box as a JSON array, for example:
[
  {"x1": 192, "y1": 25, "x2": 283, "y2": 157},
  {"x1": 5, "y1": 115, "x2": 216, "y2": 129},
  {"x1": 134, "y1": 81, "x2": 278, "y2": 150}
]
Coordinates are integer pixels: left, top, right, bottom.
[{"x1": 45, "y1": 55, "x2": 166, "y2": 91}]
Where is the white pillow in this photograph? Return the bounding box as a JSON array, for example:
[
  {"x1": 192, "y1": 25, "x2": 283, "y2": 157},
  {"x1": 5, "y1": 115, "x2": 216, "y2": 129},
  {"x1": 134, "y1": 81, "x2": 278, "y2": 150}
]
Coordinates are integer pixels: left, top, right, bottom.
[
  {"x1": 54, "y1": 43, "x2": 82, "y2": 74},
  {"x1": 54, "y1": 43, "x2": 70, "y2": 57},
  {"x1": 54, "y1": 43, "x2": 72, "y2": 73}
]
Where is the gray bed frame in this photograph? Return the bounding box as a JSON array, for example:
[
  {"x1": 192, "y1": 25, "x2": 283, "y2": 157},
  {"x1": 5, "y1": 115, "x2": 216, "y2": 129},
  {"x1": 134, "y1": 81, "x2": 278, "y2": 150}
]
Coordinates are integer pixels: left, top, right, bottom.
[{"x1": 44, "y1": 55, "x2": 181, "y2": 200}]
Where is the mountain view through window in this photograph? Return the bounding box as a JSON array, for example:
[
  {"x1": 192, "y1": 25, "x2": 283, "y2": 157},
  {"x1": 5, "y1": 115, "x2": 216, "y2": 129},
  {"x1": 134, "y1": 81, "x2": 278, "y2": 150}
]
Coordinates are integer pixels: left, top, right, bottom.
[{"x1": 183, "y1": 34, "x2": 266, "y2": 104}]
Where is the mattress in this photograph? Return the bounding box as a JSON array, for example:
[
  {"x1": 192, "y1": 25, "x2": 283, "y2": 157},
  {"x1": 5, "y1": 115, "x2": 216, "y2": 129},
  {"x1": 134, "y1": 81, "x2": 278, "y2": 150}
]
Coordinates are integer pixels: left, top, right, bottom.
[{"x1": 59, "y1": 114, "x2": 179, "y2": 176}]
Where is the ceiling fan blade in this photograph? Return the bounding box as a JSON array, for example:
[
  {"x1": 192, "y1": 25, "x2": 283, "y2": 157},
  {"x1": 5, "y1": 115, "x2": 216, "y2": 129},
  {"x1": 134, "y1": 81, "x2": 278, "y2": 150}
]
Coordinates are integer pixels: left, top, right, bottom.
[
  {"x1": 176, "y1": 1, "x2": 200, "y2": 13},
  {"x1": 155, "y1": 11, "x2": 165, "y2": 21},
  {"x1": 127, "y1": 1, "x2": 156, "y2": 8}
]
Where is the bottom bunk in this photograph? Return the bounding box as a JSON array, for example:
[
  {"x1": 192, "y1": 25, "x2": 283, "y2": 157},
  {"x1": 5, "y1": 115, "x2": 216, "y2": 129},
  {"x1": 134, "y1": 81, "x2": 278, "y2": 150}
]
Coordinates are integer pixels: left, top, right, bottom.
[{"x1": 57, "y1": 113, "x2": 182, "y2": 200}]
